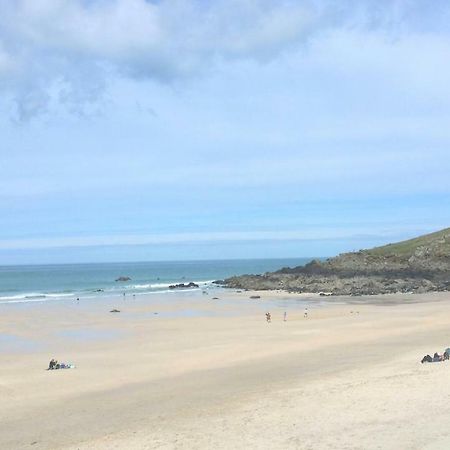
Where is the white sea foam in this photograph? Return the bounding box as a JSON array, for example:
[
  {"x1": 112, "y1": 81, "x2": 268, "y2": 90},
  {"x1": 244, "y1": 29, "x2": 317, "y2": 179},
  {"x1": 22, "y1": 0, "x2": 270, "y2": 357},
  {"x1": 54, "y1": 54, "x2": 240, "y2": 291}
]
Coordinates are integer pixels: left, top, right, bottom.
[
  {"x1": 0, "y1": 296, "x2": 58, "y2": 304},
  {"x1": 0, "y1": 291, "x2": 75, "y2": 304},
  {"x1": 145, "y1": 288, "x2": 201, "y2": 295},
  {"x1": 0, "y1": 292, "x2": 44, "y2": 301},
  {"x1": 45, "y1": 293, "x2": 75, "y2": 298},
  {"x1": 0, "y1": 280, "x2": 215, "y2": 304},
  {"x1": 130, "y1": 283, "x2": 154, "y2": 289}
]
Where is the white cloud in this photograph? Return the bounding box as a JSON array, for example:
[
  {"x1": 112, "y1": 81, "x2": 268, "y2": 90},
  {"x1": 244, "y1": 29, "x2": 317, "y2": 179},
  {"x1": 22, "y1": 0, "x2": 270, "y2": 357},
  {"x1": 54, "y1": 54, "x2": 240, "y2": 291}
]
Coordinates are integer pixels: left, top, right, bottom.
[
  {"x1": 5, "y1": 0, "x2": 320, "y2": 67},
  {"x1": 0, "y1": 0, "x2": 326, "y2": 120},
  {"x1": 0, "y1": 42, "x2": 13, "y2": 74},
  {"x1": 1, "y1": 0, "x2": 450, "y2": 120}
]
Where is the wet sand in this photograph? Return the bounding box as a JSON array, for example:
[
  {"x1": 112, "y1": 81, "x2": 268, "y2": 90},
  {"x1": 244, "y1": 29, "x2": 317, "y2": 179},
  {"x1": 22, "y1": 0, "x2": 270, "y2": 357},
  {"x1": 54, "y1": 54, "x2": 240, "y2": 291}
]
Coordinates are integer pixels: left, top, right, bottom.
[{"x1": 1, "y1": 290, "x2": 450, "y2": 449}]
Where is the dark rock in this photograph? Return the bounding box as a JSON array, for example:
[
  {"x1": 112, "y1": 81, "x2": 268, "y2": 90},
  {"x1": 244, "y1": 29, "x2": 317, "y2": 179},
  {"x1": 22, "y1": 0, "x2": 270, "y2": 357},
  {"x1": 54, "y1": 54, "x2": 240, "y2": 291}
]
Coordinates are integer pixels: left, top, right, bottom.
[
  {"x1": 249, "y1": 295, "x2": 261, "y2": 299},
  {"x1": 168, "y1": 282, "x2": 199, "y2": 289},
  {"x1": 115, "y1": 276, "x2": 131, "y2": 282}
]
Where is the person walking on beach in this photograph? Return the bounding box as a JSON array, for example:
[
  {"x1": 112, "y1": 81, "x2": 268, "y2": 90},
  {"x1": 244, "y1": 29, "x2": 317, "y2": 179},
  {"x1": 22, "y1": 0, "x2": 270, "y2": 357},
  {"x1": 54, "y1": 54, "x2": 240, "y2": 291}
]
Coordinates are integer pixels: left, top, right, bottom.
[
  {"x1": 304, "y1": 307, "x2": 308, "y2": 318},
  {"x1": 266, "y1": 312, "x2": 271, "y2": 323},
  {"x1": 284, "y1": 311, "x2": 287, "y2": 322}
]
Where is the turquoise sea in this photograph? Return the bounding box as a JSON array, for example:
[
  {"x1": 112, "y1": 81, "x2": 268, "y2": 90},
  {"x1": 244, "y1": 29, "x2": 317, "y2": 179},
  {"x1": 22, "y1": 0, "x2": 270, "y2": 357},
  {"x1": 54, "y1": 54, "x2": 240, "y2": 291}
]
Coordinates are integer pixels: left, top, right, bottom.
[{"x1": 0, "y1": 258, "x2": 315, "y2": 304}]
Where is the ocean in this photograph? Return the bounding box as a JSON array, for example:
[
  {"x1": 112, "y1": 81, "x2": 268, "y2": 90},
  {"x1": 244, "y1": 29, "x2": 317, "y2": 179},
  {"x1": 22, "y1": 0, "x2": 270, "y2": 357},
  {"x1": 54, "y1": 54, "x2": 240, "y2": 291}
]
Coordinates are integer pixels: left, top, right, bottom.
[{"x1": 0, "y1": 258, "x2": 315, "y2": 304}]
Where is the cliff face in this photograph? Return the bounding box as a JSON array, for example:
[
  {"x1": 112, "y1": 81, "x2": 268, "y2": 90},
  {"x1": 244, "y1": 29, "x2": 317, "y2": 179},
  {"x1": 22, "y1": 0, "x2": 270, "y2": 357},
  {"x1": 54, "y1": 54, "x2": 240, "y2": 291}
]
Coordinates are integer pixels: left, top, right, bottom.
[{"x1": 223, "y1": 228, "x2": 450, "y2": 295}]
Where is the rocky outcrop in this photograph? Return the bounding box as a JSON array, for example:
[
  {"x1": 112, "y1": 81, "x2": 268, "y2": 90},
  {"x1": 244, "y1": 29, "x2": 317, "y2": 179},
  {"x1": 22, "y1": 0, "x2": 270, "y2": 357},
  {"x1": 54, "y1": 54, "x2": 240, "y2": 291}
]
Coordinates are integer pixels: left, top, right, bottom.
[
  {"x1": 169, "y1": 282, "x2": 200, "y2": 289},
  {"x1": 115, "y1": 276, "x2": 131, "y2": 282},
  {"x1": 223, "y1": 228, "x2": 450, "y2": 295}
]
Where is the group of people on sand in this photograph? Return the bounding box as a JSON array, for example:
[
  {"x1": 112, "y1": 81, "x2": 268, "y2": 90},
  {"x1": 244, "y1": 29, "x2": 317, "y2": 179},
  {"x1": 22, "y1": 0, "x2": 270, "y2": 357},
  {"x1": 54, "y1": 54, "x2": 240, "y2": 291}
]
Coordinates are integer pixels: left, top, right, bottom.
[
  {"x1": 48, "y1": 359, "x2": 74, "y2": 370},
  {"x1": 421, "y1": 350, "x2": 450, "y2": 363},
  {"x1": 265, "y1": 308, "x2": 308, "y2": 323}
]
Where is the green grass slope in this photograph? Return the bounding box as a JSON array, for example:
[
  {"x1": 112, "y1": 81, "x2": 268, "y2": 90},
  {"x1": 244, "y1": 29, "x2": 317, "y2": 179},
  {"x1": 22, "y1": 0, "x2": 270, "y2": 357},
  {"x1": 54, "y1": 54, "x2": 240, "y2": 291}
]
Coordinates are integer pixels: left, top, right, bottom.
[{"x1": 365, "y1": 228, "x2": 450, "y2": 258}]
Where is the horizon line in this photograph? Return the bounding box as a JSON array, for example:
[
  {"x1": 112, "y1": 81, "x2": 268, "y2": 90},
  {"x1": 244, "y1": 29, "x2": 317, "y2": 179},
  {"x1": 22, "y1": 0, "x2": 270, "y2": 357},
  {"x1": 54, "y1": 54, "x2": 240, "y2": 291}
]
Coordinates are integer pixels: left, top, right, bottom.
[{"x1": 0, "y1": 256, "x2": 328, "y2": 269}]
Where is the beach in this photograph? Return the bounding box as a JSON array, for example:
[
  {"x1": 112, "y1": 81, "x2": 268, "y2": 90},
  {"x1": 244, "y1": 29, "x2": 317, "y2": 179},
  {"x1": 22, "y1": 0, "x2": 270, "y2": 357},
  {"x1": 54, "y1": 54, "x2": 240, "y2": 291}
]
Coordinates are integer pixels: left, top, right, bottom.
[{"x1": 2, "y1": 289, "x2": 450, "y2": 449}]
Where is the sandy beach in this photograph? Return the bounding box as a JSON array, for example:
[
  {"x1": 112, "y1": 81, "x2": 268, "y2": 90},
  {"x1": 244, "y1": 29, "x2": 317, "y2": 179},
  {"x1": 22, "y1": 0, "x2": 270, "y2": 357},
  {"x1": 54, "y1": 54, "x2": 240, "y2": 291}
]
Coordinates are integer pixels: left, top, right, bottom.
[{"x1": 2, "y1": 289, "x2": 450, "y2": 450}]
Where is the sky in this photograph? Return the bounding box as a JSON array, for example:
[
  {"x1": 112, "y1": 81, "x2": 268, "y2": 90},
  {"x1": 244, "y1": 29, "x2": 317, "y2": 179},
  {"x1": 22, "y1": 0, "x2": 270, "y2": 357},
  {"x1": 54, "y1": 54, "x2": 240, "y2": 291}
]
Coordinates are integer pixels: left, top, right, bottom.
[{"x1": 1, "y1": 0, "x2": 450, "y2": 265}]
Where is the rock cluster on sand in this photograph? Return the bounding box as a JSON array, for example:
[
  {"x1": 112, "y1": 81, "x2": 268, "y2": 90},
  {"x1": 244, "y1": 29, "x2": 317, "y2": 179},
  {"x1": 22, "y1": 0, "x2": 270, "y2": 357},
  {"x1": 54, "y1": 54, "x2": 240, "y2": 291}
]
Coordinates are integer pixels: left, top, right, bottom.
[
  {"x1": 169, "y1": 282, "x2": 200, "y2": 289},
  {"x1": 221, "y1": 228, "x2": 450, "y2": 296}
]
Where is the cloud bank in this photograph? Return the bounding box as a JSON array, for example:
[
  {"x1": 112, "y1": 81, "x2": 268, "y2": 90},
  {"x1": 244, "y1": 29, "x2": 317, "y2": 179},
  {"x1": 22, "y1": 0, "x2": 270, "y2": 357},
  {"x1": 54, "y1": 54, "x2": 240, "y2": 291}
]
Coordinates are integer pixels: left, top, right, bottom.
[
  {"x1": 1, "y1": 0, "x2": 448, "y2": 120},
  {"x1": 0, "y1": 0, "x2": 317, "y2": 119}
]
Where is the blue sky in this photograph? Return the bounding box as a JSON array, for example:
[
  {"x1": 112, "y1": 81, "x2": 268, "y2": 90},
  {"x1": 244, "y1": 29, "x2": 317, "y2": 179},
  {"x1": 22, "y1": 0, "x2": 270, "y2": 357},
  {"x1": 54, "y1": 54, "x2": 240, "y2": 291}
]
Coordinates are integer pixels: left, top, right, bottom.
[{"x1": 1, "y1": 0, "x2": 450, "y2": 264}]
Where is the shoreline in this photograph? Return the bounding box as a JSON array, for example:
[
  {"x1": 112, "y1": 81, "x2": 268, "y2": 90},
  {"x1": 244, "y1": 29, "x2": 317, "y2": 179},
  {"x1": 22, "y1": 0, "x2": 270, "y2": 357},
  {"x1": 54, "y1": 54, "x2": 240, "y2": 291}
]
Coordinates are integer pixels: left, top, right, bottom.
[{"x1": 0, "y1": 257, "x2": 314, "y2": 305}]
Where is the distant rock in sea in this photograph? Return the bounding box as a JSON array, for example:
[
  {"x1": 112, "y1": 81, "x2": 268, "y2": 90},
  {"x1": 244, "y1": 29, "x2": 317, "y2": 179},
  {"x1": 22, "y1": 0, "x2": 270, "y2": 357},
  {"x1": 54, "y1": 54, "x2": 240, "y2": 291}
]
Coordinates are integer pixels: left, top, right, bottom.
[{"x1": 115, "y1": 276, "x2": 131, "y2": 282}]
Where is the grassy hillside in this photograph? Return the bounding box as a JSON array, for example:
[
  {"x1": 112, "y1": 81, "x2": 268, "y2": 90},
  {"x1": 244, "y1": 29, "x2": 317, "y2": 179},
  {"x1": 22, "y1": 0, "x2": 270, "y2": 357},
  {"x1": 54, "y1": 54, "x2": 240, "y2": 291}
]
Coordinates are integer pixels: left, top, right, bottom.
[
  {"x1": 364, "y1": 228, "x2": 450, "y2": 258},
  {"x1": 224, "y1": 227, "x2": 450, "y2": 295}
]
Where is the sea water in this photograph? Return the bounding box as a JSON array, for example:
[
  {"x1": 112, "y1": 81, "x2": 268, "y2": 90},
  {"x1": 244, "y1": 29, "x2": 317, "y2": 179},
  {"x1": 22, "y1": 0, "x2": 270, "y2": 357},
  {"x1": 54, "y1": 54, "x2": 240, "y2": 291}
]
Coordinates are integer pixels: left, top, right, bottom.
[{"x1": 0, "y1": 258, "x2": 315, "y2": 304}]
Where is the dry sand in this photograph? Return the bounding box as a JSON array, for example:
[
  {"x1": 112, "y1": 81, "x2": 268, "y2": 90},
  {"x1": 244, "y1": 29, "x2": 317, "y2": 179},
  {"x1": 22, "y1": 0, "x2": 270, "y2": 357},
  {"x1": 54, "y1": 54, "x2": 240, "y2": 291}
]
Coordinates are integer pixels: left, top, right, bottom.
[{"x1": 2, "y1": 290, "x2": 450, "y2": 449}]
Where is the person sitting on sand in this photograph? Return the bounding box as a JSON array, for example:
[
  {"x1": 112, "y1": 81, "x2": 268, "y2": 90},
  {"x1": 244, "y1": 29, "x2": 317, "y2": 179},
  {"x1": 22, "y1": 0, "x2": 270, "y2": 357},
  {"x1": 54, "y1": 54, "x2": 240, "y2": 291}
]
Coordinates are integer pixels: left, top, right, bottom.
[
  {"x1": 444, "y1": 351, "x2": 450, "y2": 360},
  {"x1": 48, "y1": 359, "x2": 56, "y2": 370},
  {"x1": 433, "y1": 352, "x2": 443, "y2": 362},
  {"x1": 421, "y1": 355, "x2": 432, "y2": 363}
]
